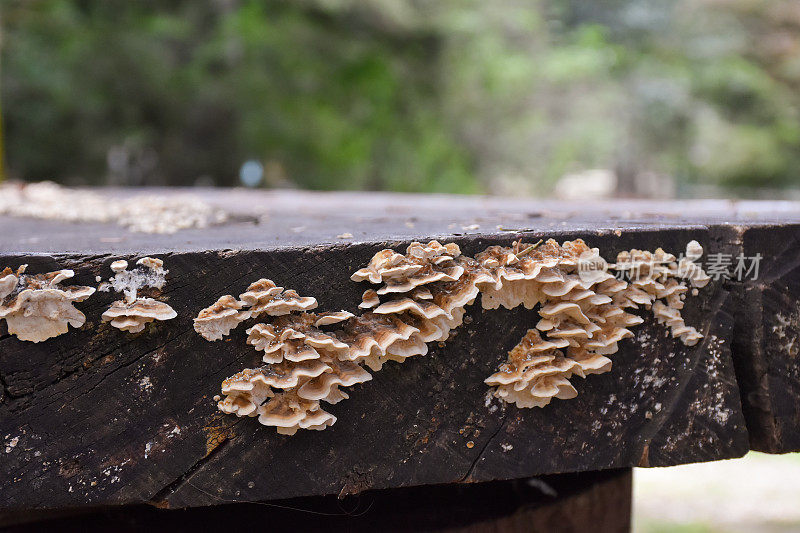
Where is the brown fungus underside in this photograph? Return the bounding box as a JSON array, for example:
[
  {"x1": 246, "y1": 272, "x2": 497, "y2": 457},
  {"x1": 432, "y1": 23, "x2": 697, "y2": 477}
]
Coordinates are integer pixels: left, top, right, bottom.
[{"x1": 198, "y1": 239, "x2": 710, "y2": 434}]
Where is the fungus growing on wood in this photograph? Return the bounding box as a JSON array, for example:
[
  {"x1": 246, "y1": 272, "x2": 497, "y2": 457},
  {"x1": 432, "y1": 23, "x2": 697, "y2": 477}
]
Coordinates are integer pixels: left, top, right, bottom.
[
  {"x1": 485, "y1": 329, "x2": 614, "y2": 408},
  {"x1": 210, "y1": 291, "x2": 371, "y2": 434},
  {"x1": 359, "y1": 289, "x2": 380, "y2": 309},
  {"x1": 245, "y1": 313, "x2": 349, "y2": 364},
  {"x1": 192, "y1": 279, "x2": 319, "y2": 341},
  {"x1": 100, "y1": 257, "x2": 176, "y2": 333},
  {"x1": 99, "y1": 257, "x2": 168, "y2": 301},
  {"x1": 315, "y1": 310, "x2": 355, "y2": 326},
  {"x1": 205, "y1": 238, "x2": 711, "y2": 434},
  {"x1": 194, "y1": 295, "x2": 250, "y2": 341},
  {"x1": 0, "y1": 265, "x2": 95, "y2": 342},
  {"x1": 101, "y1": 298, "x2": 178, "y2": 333},
  {"x1": 238, "y1": 278, "x2": 318, "y2": 318},
  {"x1": 0, "y1": 267, "x2": 21, "y2": 299},
  {"x1": 352, "y1": 241, "x2": 464, "y2": 295},
  {"x1": 613, "y1": 241, "x2": 709, "y2": 346}
]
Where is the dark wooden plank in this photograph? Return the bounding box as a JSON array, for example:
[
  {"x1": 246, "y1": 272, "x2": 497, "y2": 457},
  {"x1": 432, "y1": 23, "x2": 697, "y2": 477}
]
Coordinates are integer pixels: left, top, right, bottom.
[
  {"x1": 731, "y1": 224, "x2": 800, "y2": 453},
  {"x1": 0, "y1": 218, "x2": 750, "y2": 510},
  {"x1": 0, "y1": 470, "x2": 632, "y2": 533}
]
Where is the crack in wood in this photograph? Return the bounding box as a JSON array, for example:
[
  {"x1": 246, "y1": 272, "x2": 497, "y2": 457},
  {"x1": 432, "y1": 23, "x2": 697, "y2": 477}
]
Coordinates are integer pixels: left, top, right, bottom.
[
  {"x1": 7, "y1": 327, "x2": 196, "y2": 426},
  {"x1": 460, "y1": 410, "x2": 511, "y2": 483},
  {"x1": 149, "y1": 419, "x2": 243, "y2": 508}
]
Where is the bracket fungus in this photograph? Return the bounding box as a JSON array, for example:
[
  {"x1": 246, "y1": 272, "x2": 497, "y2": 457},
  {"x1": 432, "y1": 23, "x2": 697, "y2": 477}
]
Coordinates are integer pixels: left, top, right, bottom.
[
  {"x1": 194, "y1": 295, "x2": 250, "y2": 341},
  {"x1": 0, "y1": 265, "x2": 95, "y2": 342},
  {"x1": 100, "y1": 257, "x2": 176, "y2": 333},
  {"x1": 202, "y1": 238, "x2": 711, "y2": 434},
  {"x1": 193, "y1": 279, "x2": 319, "y2": 343}
]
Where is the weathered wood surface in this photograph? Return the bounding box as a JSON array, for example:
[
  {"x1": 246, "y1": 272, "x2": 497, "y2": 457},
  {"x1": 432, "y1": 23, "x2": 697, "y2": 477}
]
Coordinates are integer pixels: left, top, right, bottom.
[
  {"x1": 4, "y1": 189, "x2": 800, "y2": 255},
  {"x1": 0, "y1": 189, "x2": 798, "y2": 510},
  {"x1": 1, "y1": 470, "x2": 632, "y2": 532},
  {"x1": 732, "y1": 224, "x2": 800, "y2": 453}
]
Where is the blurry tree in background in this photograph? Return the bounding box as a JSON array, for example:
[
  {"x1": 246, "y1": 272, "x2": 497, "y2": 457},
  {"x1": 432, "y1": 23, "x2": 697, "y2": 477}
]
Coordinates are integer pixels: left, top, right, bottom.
[
  {"x1": 2, "y1": 0, "x2": 477, "y2": 192},
  {"x1": 2, "y1": 0, "x2": 800, "y2": 195}
]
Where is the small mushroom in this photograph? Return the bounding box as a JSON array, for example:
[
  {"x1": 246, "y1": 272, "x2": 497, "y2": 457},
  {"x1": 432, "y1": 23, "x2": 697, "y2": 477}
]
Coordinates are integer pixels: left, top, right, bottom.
[
  {"x1": 238, "y1": 280, "x2": 317, "y2": 318},
  {"x1": 194, "y1": 295, "x2": 250, "y2": 341},
  {"x1": 314, "y1": 310, "x2": 355, "y2": 327},
  {"x1": 255, "y1": 289, "x2": 317, "y2": 317},
  {"x1": 359, "y1": 289, "x2": 380, "y2": 309},
  {"x1": 136, "y1": 257, "x2": 164, "y2": 271},
  {"x1": 100, "y1": 256, "x2": 168, "y2": 302},
  {"x1": 0, "y1": 266, "x2": 23, "y2": 299},
  {"x1": 102, "y1": 298, "x2": 177, "y2": 333}
]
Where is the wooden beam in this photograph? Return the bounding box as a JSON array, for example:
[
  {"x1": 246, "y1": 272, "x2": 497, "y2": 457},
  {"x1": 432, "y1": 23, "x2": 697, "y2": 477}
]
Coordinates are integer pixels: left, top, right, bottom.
[
  {"x1": 732, "y1": 224, "x2": 800, "y2": 453},
  {"x1": 1, "y1": 190, "x2": 798, "y2": 510},
  {"x1": 0, "y1": 471, "x2": 632, "y2": 532}
]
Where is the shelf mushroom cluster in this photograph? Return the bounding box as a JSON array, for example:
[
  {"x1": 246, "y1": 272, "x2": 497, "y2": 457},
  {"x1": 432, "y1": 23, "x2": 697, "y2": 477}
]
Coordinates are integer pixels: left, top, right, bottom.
[
  {"x1": 0, "y1": 256, "x2": 177, "y2": 342},
  {"x1": 0, "y1": 265, "x2": 95, "y2": 342},
  {"x1": 203, "y1": 238, "x2": 711, "y2": 434},
  {"x1": 198, "y1": 279, "x2": 368, "y2": 433},
  {"x1": 478, "y1": 239, "x2": 709, "y2": 408}
]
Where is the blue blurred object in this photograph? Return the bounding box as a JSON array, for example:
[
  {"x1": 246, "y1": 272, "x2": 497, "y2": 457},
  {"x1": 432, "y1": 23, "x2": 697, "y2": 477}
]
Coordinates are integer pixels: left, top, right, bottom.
[{"x1": 239, "y1": 160, "x2": 264, "y2": 188}]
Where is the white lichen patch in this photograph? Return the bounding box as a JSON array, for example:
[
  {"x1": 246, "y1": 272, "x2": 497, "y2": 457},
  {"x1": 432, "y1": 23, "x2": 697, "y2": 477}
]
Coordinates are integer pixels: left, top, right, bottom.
[
  {"x1": 694, "y1": 335, "x2": 733, "y2": 425},
  {"x1": 5, "y1": 435, "x2": 19, "y2": 453},
  {"x1": 99, "y1": 257, "x2": 167, "y2": 302},
  {"x1": 204, "y1": 239, "x2": 711, "y2": 435},
  {"x1": 0, "y1": 181, "x2": 227, "y2": 234},
  {"x1": 0, "y1": 265, "x2": 95, "y2": 342},
  {"x1": 100, "y1": 257, "x2": 176, "y2": 333},
  {"x1": 138, "y1": 376, "x2": 153, "y2": 392},
  {"x1": 772, "y1": 312, "x2": 799, "y2": 358},
  {"x1": 483, "y1": 389, "x2": 499, "y2": 413}
]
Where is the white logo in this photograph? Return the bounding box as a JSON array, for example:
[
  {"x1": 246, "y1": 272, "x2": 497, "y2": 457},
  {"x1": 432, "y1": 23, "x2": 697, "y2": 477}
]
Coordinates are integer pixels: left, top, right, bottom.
[{"x1": 577, "y1": 250, "x2": 608, "y2": 284}]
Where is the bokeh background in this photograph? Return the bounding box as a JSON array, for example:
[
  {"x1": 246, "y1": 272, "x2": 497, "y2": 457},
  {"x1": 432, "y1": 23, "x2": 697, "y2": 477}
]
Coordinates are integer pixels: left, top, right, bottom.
[{"x1": 4, "y1": 0, "x2": 800, "y2": 198}]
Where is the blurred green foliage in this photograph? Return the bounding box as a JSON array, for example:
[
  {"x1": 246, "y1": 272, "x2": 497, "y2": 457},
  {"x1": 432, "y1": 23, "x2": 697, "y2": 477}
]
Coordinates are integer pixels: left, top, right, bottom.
[
  {"x1": 2, "y1": 0, "x2": 476, "y2": 191},
  {"x1": 3, "y1": 0, "x2": 800, "y2": 193}
]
